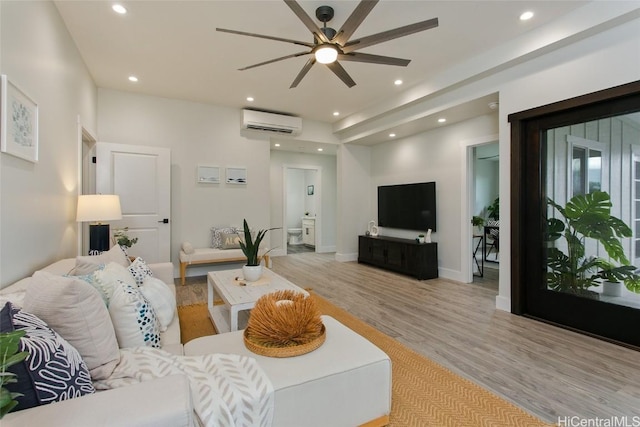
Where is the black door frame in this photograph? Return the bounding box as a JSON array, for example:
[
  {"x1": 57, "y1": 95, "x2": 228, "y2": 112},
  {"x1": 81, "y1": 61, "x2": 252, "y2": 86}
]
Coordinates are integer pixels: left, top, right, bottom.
[{"x1": 509, "y1": 80, "x2": 640, "y2": 349}]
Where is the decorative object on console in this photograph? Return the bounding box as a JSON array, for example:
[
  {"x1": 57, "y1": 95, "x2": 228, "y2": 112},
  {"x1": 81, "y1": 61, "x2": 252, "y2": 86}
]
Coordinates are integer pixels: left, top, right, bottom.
[
  {"x1": 1, "y1": 75, "x2": 39, "y2": 163},
  {"x1": 76, "y1": 194, "x2": 122, "y2": 255},
  {"x1": 425, "y1": 229, "x2": 432, "y2": 243},
  {"x1": 368, "y1": 220, "x2": 379, "y2": 237},
  {"x1": 238, "y1": 219, "x2": 276, "y2": 282},
  {"x1": 417, "y1": 234, "x2": 425, "y2": 244},
  {"x1": 244, "y1": 290, "x2": 325, "y2": 357}
]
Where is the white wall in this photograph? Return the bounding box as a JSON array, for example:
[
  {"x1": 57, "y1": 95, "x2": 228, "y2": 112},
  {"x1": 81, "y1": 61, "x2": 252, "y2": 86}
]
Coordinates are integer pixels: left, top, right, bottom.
[
  {"x1": 97, "y1": 89, "x2": 272, "y2": 277},
  {"x1": 0, "y1": 1, "x2": 97, "y2": 287},
  {"x1": 270, "y1": 150, "x2": 337, "y2": 253},
  {"x1": 475, "y1": 156, "x2": 499, "y2": 217},
  {"x1": 304, "y1": 169, "x2": 317, "y2": 216},
  {"x1": 370, "y1": 114, "x2": 498, "y2": 278},
  {"x1": 336, "y1": 144, "x2": 372, "y2": 261}
]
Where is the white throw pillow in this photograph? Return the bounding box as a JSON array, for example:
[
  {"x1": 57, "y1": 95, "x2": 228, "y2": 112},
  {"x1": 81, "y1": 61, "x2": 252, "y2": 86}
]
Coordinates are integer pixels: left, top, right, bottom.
[
  {"x1": 139, "y1": 276, "x2": 176, "y2": 332},
  {"x1": 72, "y1": 244, "x2": 130, "y2": 275},
  {"x1": 109, "y1": 281, "x2": 161, "y2": 348},
  {"x1": 22, "y1": 271, "x2": 120, "y2": 380},
  {"x1": 128, "y1": 257, "x2": 153, "y2": 285},
  {"x1": 92, "y1": 262, "x2": 137, "y2": 303}
]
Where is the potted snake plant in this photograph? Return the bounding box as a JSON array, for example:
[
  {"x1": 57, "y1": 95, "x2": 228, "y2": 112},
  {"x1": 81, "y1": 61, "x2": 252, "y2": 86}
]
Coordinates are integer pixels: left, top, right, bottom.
[{"x1": 238, "y1": 219, "x2": 276, "y2": 282}]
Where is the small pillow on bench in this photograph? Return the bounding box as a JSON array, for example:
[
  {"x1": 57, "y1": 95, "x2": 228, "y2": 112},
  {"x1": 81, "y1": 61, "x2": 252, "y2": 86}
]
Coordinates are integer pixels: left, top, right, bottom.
[{"x1": 220, "y1": 232, "x2": 242, "y2": 249}]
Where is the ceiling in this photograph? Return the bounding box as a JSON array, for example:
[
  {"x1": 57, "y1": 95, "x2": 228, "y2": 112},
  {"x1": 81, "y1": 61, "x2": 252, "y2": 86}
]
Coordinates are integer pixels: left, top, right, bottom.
[{"x1": 54, "y1": 0, "x2": 589, "y2": 146}]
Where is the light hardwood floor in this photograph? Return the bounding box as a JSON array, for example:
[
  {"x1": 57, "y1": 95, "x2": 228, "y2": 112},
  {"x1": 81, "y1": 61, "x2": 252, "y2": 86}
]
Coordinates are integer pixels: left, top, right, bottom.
[{"x1": 175, "y1": 253, "x2": 640, "y2": 423}]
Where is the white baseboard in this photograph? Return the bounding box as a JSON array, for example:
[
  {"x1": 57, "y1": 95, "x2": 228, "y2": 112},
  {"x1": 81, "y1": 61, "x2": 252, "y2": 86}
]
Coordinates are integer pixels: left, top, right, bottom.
[
  {"x1": 495, "y1": 295, "x2": 511, "y2": 312},
  {"x1": 316, "y1": 245, "x2": 336, "y2": 253},
  {"x1": 335, "y1": 252, "x2": 358, "y2": 262},
  {"x1": 437, "y1": 267, "x2": 464, "y2": 282}
]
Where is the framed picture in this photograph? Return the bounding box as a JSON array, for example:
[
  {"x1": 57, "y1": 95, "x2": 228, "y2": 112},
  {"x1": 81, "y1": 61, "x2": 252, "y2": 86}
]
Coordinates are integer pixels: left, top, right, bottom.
[
  {"x1": 226, "y1": 167, "x2": 247, "y2": 184},
  {"x1": 1, "y1": 75, "x2": 39, "y2": 163},
  {"x1": 307, "y1": 185, "x2": 314, "y2": 195},
  {"x1": 197, "y1": 165, "x2": 220, "y2": 183}
]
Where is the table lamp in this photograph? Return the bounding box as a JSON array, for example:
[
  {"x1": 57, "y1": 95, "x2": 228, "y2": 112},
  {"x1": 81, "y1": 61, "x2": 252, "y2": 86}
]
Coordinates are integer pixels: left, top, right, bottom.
[{"x1": 76, "y1": 194, "x2": 122, "y2": 255}]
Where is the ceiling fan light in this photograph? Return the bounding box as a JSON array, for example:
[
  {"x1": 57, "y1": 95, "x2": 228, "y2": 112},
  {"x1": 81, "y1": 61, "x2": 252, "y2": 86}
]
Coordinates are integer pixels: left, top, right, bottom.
[{"x1": 315, "y1": 46, "x2": 338, "y2": 64}]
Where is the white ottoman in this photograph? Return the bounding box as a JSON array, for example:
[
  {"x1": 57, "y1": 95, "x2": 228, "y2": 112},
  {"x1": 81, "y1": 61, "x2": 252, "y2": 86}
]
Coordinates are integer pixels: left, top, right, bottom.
[{"x1": 183, "y1": 315, "x2": 392, "y2": 427}]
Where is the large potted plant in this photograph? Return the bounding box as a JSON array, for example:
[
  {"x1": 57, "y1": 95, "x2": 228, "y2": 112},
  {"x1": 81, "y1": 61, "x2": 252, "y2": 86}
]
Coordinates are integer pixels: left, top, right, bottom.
[
  {"x1": 238, "y1": 219, "x2": 275, "y2": 282},
  {"x1": 546, "y1": 191, "x2": 640, "y2": 297}
]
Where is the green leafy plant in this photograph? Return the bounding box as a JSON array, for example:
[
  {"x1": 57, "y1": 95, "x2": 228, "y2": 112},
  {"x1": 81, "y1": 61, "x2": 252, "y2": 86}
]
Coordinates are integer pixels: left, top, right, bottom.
[
  {"x1": 238, "y1": 219, "x2": 276, "y2": 266},
  {"x1": 487, "y1": 197, "x2": 499, "y2": 221},
  {"x1": 546, "y1": 191, "x2": 640, "y2": 295},
  {"x1": 0, "y1": 330, "x2": 28, "y2": 418},
  {"x1": 113, "y1": 227, "x2": 138, "y2": 248},
  {"x1": 471, "y1": 216, "x2": 485, "y2": 227}
]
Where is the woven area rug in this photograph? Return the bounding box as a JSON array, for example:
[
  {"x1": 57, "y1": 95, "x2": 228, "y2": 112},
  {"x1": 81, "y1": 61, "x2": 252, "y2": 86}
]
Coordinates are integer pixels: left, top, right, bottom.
[{"x1": 177, "y1": 294, "x2": 550, "y2": 427}]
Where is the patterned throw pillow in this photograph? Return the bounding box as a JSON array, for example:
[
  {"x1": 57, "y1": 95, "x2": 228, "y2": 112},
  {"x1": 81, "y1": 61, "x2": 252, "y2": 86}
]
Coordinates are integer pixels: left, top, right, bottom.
[
  {"x1": 1, "y1": 302, "x2": 95, "y2": 413},
  {"x1": 220, "y1": 232, "x2": 242, "y2": 249},
  {"x1": 109, "y1": 281, "x2": 161, "y2": 348},
  {"x1": 138, "y1": 276, "x2": 176, "y2": 332},
  {"x1": 128, "y1": 257, "x2": 153, "y2": 285},
  {"x1": 210, "y1": 226, "x2": 237, "y2": 248}
]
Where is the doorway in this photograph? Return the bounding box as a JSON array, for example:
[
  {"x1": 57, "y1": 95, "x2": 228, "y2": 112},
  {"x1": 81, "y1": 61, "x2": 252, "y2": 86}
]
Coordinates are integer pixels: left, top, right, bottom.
[
  {"x1": 462, "y1": 134, "x2": 499, "y2": 287},
  {"x1": 510, "y1": 81, "x2": 640, "y2": 348},
  {"x1": 282, "y1": 166, "x2": 321, "y2": 255},
  {"x1": 472, "y1": 143, "x2": 500, "y2": 289}
]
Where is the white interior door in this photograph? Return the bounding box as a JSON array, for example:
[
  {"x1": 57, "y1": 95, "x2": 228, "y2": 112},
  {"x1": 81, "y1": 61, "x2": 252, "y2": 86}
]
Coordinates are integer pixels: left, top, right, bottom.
[{"x1": 96, "y1": 142, "x2": 171, "y2": 263}]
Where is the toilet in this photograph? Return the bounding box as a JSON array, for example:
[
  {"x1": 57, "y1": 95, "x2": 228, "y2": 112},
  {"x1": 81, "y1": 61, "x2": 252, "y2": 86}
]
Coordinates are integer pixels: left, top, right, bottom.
[{"x1": 287, "y1": 228, "x2": 303, "y2": 245}]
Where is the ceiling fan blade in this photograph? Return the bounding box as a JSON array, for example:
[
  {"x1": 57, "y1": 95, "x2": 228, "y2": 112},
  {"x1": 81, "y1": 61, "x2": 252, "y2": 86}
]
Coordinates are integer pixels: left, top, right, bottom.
[
  {"x1": 283, "y1": 0, "x2": 329, "y2": 43},
  {"x1": 239, "y1": 52, "x2": 311, "y2": 71},
  {"x1": 342, "y1": 17, "x2": 439, "y2": 53},
  {"x1": 217, "y1": 28, "x2": 314, "y2": 48},
  {"x1": 338, "y1": 52, "x2": 410, "y2": 67},
  {"x1": 326, "y1": 61, "x2": 356, "y2": 88},
  {"x1": 333, "y1": 0, "x2": 379, "y2": 45},
  {"x1": 290, "y1": 58, "x2": 316, "y2": 88}
]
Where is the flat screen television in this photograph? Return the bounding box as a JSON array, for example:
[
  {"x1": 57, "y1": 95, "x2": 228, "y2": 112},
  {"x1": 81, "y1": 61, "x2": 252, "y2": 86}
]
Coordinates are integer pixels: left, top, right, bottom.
[{"x1": 378, "y1": 182, "x2": 436, "y2": 232}]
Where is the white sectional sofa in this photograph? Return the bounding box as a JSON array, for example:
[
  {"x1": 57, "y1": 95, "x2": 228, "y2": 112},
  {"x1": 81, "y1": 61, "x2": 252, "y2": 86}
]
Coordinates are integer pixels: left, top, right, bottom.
[{"x1": 0, "y1": 251, "x2": 392, "y2": 427}]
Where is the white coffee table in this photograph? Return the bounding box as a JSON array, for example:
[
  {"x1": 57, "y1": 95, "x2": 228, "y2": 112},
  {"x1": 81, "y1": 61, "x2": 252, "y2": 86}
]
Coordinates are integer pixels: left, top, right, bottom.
[{"x1": 207, "y1": 268, "x2": 308, "y2": 333}]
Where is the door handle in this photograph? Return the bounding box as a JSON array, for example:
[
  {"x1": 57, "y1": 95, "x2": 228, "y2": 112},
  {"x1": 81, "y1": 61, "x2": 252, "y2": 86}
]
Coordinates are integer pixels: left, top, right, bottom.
[{"x1": 158, "y1": 218, "x2": 169, "y2": 224}]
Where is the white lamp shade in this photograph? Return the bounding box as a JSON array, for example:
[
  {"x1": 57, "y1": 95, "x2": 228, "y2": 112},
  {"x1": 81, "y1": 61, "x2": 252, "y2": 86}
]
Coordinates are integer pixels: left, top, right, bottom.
[
  {"x1": 315, "y1": 45, "x2": 338, "y2": 64},
  {"x1": 76, "y1": 194, "x2": 122, "y2": 222}
]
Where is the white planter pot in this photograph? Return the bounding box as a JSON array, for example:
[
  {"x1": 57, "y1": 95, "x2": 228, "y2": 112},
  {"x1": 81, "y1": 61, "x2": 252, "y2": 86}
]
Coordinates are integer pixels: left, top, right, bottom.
[
  {"x1": 602, "y1": 280, "x2": 623, "y2": 297},
  {"x1": 242, "y1": 264, "x2": 263, "y2": 282}
]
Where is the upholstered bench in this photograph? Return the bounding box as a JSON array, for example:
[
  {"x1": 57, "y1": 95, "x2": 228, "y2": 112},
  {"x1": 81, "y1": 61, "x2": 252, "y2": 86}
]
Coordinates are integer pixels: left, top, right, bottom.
[
  {"x1": 183, "y1": 315, "x2": 392, "y2": 427},
  {"x1": 179, "y1": 247, "x2": 270, "y2": 286}
]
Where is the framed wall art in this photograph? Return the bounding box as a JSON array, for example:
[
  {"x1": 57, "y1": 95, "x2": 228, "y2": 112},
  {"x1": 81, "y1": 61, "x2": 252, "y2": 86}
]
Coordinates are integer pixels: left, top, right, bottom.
[
  {"x1": 226, "y1": 167, "x2": 247, "y2": 184},
  {"x1": 1, "y1": 75, "x2": 39, "y2": 163},
  {"x1": 307, "y1": 185, "x2": 314, "y2": 195},
  {"x1": 197, "y1": 165, "x2": 220, "y2": 183}
]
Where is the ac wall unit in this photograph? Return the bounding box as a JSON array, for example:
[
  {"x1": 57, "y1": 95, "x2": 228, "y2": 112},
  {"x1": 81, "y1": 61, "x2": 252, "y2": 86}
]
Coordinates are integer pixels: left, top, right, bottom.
[{"x1": 242, "y1": 110, "x2": 302, "y2": 135}]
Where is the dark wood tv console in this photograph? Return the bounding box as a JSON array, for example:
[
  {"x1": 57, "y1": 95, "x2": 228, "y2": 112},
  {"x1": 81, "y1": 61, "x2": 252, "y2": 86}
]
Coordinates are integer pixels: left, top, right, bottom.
[{"x1": 358, "y1": 235, "x2": 438, "y2": 280}]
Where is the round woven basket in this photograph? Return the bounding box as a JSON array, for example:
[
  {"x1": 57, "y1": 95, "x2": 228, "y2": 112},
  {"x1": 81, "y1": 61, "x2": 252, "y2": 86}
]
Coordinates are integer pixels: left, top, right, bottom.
[{"x1": 244, "y1": 324, "x2": 326, "y2": 358}]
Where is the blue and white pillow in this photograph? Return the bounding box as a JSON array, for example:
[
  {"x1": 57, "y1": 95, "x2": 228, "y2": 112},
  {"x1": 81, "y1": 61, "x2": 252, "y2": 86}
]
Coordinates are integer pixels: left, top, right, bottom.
[
  {"x1": 108, "y1": 281, "x2": 161, "y2": 348},
  {"x1": 0, "y1": 302, "x2": 95, "y2": 412},
  {"x1": 128, "y1": 257, "x2": 153, "y2": 286}
]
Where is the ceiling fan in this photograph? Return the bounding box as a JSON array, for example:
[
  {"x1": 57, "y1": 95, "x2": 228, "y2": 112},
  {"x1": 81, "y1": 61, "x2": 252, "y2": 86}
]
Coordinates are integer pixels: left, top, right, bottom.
[{"x1": 217, "y1": 0, "x2": 438, "y2": 88}]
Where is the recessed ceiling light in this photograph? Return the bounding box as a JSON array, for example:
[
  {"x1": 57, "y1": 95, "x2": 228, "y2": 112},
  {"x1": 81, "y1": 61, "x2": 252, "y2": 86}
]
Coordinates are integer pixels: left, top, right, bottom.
[
  {"x1": 246, "y1": 97, "x2": 254, "y2": 102},
  {"x1": 520, "y1": 11, "x2": 534, "y2": 21},
  {"x1": 333, "y1": 111, "x2": 340, "y2": 116},
  {"x1": 128, "y1": 75, "x2": 138, "y2": 82},
  {"x1": 389, "y1": 133, "x2": 396, "y2": 138},
  {"x1": 112, "y1": 4, "x2": 127, "y2": 14},
  {"x1": 438, "y1": 118, "x2": 446, "y2": 123},
  {"x1": 274, "y1": 143, "x2": 280, "y2": 147},
  {"x1": 394, "y1": 80, "x2": 403, "y2": 86},
  {"x1": 317, "y1": 148, "x2": 323, "y2": 152}
]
